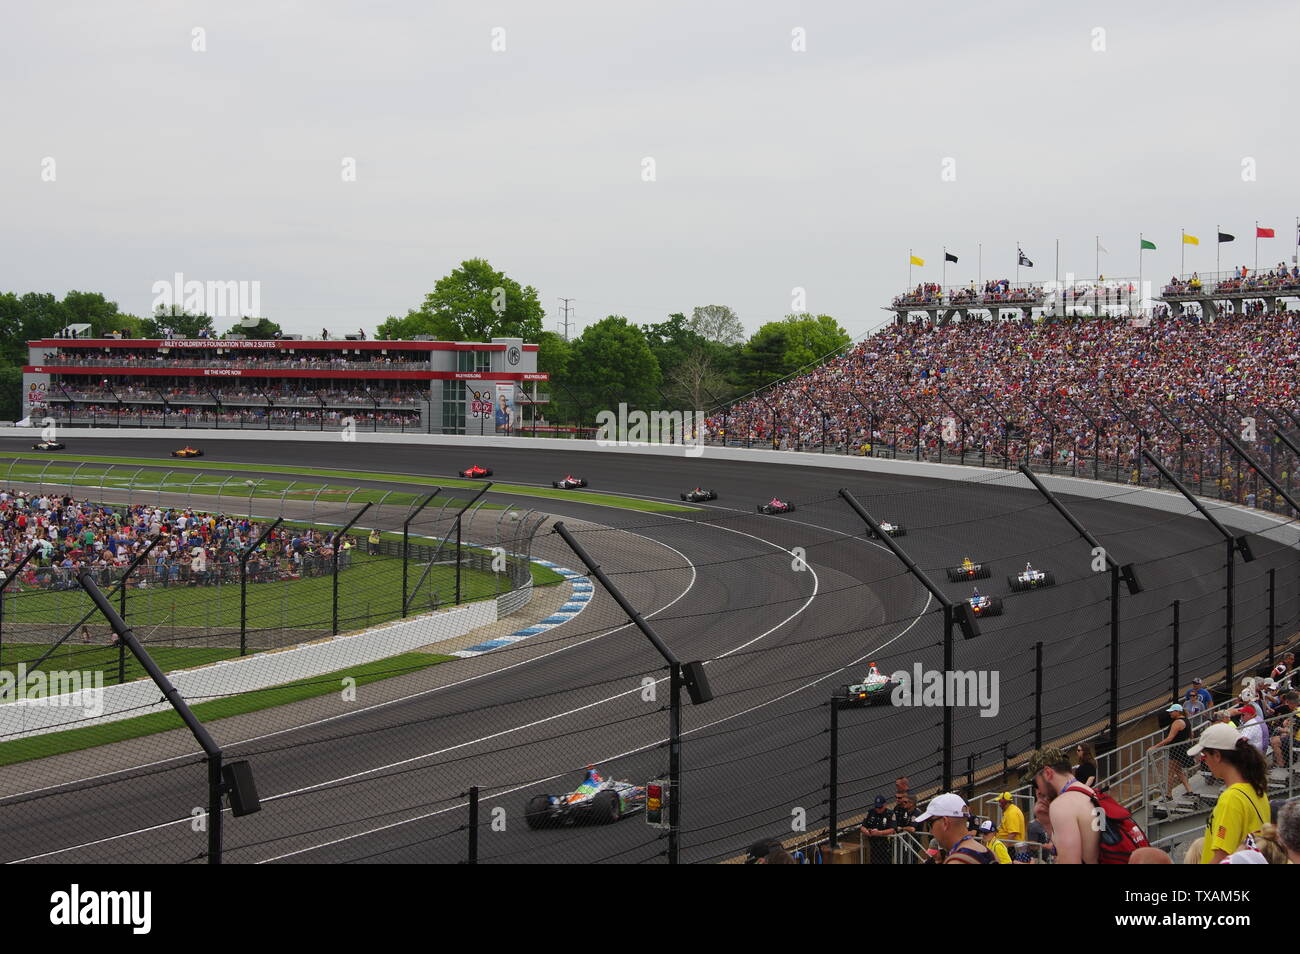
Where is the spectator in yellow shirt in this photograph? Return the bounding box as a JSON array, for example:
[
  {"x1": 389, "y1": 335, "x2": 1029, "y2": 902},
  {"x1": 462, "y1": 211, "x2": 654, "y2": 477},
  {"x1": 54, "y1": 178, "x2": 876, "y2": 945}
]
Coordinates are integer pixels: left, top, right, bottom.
[
  {"x1": 995, "y1": 791, "x2": 1027, "y2": 846},
  {"x1": 1189, "y1": 723, "x2": 1271, "y2": 863},
  {"x1": 978, "y1": 820, "x2": 1012, "y2": 863}
]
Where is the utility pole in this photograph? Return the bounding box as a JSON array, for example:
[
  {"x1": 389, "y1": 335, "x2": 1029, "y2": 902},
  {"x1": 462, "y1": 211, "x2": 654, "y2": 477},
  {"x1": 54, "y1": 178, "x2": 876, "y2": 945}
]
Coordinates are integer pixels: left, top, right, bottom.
[{"x1": 557, "y1": 298, "x2": 575, "y2": 341}]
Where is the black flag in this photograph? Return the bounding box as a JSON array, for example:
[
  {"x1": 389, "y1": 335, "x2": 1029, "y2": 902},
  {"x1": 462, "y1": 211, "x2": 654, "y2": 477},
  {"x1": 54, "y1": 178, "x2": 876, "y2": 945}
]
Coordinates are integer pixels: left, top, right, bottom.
[
  {"x1": 1218, "y1": 232, "x2": 1235, "y2": 243},
  {"x1": 1018, "y1": 250, "x2": 1034, "y2": 267},
  {"x1": 945, "y1": 252, "x2": 958, "y2": 263}
]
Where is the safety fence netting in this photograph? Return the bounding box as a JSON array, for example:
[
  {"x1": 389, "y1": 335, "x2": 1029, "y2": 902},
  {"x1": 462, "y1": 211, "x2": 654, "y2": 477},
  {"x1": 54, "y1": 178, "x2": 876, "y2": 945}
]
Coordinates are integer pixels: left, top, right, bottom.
[{"x1": 0, "y1": 464, "x2": 1297, "y2": 863}]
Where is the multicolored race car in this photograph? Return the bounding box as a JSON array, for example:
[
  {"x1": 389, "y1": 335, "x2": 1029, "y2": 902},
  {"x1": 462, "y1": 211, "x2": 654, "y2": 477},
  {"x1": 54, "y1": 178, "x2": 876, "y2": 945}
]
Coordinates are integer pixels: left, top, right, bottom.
[
  {"x1": 945, "y1": 556, "x2": 991, "y2": 582},
  {"x1": 681, "y1": 487, "x2": 718, "y2": 502},
  {"x1": 32, "y1": 441, "x2": 65, "y2": 451},
  {"x1": 868, "y1": 521, "x2": 907, "y2": 538},
  {"x1": 757, "y1": 497, "x2": 795, "y2": 514},
  {"x1": 966, "y1": 588, "x2": 1004, "y2": 618},
  {"x1": 552, "y1": 475, "x2": 588, "y2": 489},
  {"x1": 838, "y1": 664, "x2": 899, "y2": 706},
  {"x1": 171, "y1": 446, "x2": 204, "y2": 458},
  {"x1": 1007, "y1": 562, "x2": 1055, "y2": 591},
  {"x1": 525, "y1": 766, "x2": 647, "y2": 829},
  {"x1": 460, "y1": 464, "x2": 493, "y2": 478}
]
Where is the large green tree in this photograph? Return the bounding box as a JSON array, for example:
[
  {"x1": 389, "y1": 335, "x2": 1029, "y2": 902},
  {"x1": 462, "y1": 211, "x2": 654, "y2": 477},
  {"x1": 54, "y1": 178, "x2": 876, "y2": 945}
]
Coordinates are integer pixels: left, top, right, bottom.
[
  {"x1": 377, "y1": 259, "x2": 545, "y2": 342},
  {"x1": 565, "y1": 316, "x2": 661, "y2": 422},
  {"x1": 737, "y1": 314, "x2": 850, "y2": 392},
  {"x1": 642, "y1": 312, "x2": 737, "y2": 411},
  {"x1": 144, "y1": 306, "x2": 216, "y2": 339},
  {"x1": 226, "y1": 317, "x2": 283, "y2": 340}
]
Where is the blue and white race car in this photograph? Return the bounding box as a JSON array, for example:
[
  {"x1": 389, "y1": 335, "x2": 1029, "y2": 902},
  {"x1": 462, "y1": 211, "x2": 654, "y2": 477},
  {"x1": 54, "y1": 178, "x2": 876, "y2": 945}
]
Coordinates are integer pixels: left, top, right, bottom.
[
  {"x1": 1007, "y1": 562, "x2": 1055, "y2": 592},
  {"x1": 525, "y1": 766, "x2": 647, "y2": 829},
  {"x1": 966, "y1": 587, "x2": 1004, "y2": 618}
]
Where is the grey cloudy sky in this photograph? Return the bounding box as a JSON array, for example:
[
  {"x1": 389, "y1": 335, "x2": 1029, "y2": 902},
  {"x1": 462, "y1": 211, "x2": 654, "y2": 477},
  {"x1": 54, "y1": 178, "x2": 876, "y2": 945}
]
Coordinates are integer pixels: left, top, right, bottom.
[{"x1": 3, "y1": 0, "x2": 1297, "y2": 342}]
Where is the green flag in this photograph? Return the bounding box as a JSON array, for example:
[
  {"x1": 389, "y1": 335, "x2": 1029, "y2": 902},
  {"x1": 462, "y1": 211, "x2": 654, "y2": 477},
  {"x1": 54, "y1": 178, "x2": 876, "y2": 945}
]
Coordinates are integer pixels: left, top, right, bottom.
[{"x1": 1140, "y1": 239, "x2": 1157, "y2": 250}]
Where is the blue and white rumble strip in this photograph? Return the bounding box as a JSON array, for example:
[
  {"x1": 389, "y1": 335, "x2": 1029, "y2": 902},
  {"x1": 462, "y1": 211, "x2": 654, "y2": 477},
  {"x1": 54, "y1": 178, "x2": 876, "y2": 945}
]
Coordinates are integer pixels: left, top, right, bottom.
[{"x1": 452, "y1": 560, "x2": 593, "y2": 657}]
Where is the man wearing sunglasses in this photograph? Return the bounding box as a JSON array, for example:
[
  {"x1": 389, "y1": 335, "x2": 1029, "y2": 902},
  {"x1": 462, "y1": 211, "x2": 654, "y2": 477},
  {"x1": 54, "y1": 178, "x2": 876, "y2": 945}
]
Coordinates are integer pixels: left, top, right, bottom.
[{"x1": 914, "y1": 793, "x2": 995, "y2": 865}]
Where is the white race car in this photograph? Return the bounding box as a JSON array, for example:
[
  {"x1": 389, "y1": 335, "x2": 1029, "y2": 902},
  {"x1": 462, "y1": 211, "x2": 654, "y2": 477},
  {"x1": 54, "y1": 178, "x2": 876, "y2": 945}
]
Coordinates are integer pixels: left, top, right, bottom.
[
  {"x1": 1007, "y1": 563, "x2": 1055, "y2": 592},
  {"x1": 869, "y1": 521, "x2": 907, "y2": 539},
  {"x1": 837, "y1": 664, "x2": 900, "y2": 706}
]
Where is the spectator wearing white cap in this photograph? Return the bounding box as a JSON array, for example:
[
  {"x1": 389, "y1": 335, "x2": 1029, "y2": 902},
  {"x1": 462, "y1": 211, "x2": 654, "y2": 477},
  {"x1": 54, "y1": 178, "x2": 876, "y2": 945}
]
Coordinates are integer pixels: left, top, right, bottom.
[
  {"x1": 1189, "y1": 722, "x2": 1271, "y2": 864},
  {"x1": 914, "y1": 793, "x2": 994, "y2": 865},
  {"x1": 1150, "y1": 703, "x2": 1192, "y2": 801}
]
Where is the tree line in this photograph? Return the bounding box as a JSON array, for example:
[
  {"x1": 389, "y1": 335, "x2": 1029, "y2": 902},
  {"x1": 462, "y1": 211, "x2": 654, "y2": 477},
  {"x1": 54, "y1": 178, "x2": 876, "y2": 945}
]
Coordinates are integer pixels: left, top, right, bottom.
[{"x1": 0, "y1": 259, "x2": 852, "y2": 423}]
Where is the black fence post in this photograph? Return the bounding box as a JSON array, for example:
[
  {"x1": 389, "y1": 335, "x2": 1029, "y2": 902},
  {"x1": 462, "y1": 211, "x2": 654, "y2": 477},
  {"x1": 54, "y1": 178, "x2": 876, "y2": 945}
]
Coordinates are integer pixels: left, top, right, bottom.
[
  {"x1": 402, "y1": 492, "x2": 441, "y2": 619},
  {"x1": 0, "y1": 548, "x2": 40, "y2": 667},
  {"x1": 118, "y1": 563, "x2": 129, "y2": 684},
  {"x1": 1034, "y1": 640, "x2": 1043, "y2": 750},
  {"x1": 240, "y1": 517, "x2": 283, "y2": 657},
  {"x1": 455, "y1": 484, "x2": 492, "y2": 606},
  {"x1": 1171, "y1": 600, "x2": 1181, "y2": 702},
  {"x1": 828, "y1": 697, "x2": 840, "y2": 850},
  {"x1": 1268, "y1": 568, "x2": 1276, "y2": 670},
  {"x1": 466, "y1": 785, "x2": 479, "y2": 865},
  {"x1": 332, "y1": 504, "x2": 372, "y2": 636}
]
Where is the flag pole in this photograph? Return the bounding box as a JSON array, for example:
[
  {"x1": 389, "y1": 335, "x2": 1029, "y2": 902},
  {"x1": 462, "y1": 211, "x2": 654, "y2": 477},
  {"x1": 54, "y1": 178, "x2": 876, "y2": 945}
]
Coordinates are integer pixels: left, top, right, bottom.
[
  {"x1": 943, "y1": 246, "x2": 947, "y2": 289},
  {"x1": 1016, "y1": 241, "x2": 1020, "y2": 285},
  {"x1": 978, "y1": 243, "x2": 982, "y2": 285},
  {"x1": 1095, "y1": 235, "x2": 1099, "y2": 282},
  {"x1": 1138, "y1": 233, "x2": 1144, "y2": 316},
  {"x1": 909, "y1": 248, "x2": 913, "y2": 289},
  {"x1": 1216, "y1": 224, "x2": 1221, "y2": 277},
  {"x1": 1055, "y1": 239, "x2": 1060, "y2": 316},
  {"x1": 1255, "y1": 220, "x2": 1259, "y2": 273},
  {"x1": 1181, "y1": 229, "x2": 1185, "y2": 276}
]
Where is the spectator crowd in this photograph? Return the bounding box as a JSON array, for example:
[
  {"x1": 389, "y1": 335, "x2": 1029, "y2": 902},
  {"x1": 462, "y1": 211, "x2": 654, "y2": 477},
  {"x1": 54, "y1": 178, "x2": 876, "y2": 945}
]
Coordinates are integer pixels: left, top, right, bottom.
[{"x1": 0, "y1": 489, "x2": 356, "y2": 594}]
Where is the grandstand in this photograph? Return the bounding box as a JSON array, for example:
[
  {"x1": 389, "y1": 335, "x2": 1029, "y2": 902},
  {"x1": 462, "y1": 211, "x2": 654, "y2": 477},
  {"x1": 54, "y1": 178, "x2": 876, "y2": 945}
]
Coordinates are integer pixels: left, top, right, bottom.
[
  {"x1": 21, "y1": 334, "x2": 548, "y2": 434},
  {"x1": 712, "y1": 272, "x2": 1300, "y2": 512}
]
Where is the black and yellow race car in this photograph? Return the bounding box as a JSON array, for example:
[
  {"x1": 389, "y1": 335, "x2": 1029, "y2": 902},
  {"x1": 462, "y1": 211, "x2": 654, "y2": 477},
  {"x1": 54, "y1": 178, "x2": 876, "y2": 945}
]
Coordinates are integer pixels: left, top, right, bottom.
[
  {"x1": 945, "y1": 557, "x2": 990, "y2": 582},
  {"x1": 171, "y1": 446, "x2": 204, "y2": 458}
]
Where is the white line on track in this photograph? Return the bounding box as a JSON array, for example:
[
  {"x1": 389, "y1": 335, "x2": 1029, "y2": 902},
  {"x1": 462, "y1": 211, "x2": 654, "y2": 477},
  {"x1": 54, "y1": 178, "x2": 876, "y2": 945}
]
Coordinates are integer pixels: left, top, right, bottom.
[{"x1": 8, "y1": 490, "x2": 916, "y2": 863}]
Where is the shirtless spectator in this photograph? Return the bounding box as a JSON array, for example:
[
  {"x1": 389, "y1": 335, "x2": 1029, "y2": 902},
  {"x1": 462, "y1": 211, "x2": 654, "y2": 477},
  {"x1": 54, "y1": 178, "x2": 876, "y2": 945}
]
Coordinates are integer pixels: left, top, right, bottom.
[{"x1": 1023, "y1": 746, "x2": 1100, "y2": 864}]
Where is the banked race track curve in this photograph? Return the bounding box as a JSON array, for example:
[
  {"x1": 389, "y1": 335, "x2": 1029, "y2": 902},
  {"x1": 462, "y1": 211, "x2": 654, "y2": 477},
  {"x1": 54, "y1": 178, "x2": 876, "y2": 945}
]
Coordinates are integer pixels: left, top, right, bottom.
[{"x1": 0, "y1": 435, "x2": 1294, "y2": 864}]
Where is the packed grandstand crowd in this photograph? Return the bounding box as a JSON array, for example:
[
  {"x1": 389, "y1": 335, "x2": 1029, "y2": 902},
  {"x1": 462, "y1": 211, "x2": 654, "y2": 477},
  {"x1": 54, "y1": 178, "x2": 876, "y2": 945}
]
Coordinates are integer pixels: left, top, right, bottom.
[
  {"x1": 35, "y1": 382, "x2": 423, "y2": 407},
  {"x1": 710, "y1": 307, "x2": 1300, "y2": 505},
  {"x1": 0, "y1": 489, "x2": 356, "y2": 592},
  {"x1": 37, "y1": 349, "x2": 425, "y2": 372}
]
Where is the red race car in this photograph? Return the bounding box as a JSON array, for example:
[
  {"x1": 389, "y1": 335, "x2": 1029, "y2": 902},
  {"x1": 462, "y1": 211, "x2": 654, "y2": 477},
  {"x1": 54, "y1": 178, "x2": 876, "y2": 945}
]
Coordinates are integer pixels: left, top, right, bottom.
[
  {"x1": 552, "y1": 475, "x2": 588, "y2": 489},
  {"x1": 460, "y1": 465, "x2": 493, "y2": 478}
]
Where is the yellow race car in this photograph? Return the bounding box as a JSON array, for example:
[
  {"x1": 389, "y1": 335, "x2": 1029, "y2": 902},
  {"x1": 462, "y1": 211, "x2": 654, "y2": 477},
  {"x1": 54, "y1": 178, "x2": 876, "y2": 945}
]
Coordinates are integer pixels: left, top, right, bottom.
[{"x1": 171, "y1": 446, "x2": 204, "y2": 458}]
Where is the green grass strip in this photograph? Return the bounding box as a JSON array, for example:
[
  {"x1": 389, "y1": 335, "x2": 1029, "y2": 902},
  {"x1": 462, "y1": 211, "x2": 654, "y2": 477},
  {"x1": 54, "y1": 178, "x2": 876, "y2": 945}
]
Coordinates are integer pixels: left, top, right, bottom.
[
  {"x1": 0, "y1": 452, "x2": 694, "y2": 512},
  {"x1": 0, "y1": 651, "x2": 452, "y2": 767}
]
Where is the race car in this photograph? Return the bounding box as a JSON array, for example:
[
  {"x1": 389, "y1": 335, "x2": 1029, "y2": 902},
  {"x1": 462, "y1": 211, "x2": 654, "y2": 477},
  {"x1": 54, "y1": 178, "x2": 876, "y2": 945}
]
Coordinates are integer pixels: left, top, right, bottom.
[
  {"x1": 32, "y1": 440, "x2": 64, "y2": 451},
  {"x1": 552, "y1": 475, "x2": 588, "y2": 489},
  {"x1": 945, "y1": 556, "x2": 991, "y2": 582},
  {"x1": 1007, "y1": 562, "x2": 1055, "y2": 591},
  {"x1": 524, "y1": 766, "x2": 647, "y2": 829},
  {"x1": 966, "y1": 588, "x2": 1004, "y2": 618},
  {"x1": 680, "y1": 487, "x2": 718, "y2": 502},
  {"x1": 171, "y1": 446, "x2": 204, "y2": 458},
  {"x1": 838, "y1": 664, "x2": 899, "y2": 707},
  {"x1": 459, "y1": 464, "x2": 493, "y2": 478},
  {"x1": 757, "y1": 497, "x2": 796, "y2": 515},
  {"x1": 868, "y1": 521, "x2": 907, "y2": 539}
]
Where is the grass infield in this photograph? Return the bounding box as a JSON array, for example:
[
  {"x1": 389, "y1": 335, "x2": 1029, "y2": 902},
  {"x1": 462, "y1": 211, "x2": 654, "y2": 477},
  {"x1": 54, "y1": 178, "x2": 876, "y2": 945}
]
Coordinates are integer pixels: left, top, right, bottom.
[{"x1": 0, "y1": 651, "x2": 452, "y2": 767}]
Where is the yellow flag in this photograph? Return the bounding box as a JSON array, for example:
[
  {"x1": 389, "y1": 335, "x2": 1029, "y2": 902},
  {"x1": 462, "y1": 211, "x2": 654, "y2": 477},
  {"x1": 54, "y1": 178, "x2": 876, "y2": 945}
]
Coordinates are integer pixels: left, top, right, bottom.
[
  {"x1": 910, "y1": 255, "x2": 925, "y2": 266},
  {"x1": 1183, "y1": 233, "x2": 1200, "y2": 246}
]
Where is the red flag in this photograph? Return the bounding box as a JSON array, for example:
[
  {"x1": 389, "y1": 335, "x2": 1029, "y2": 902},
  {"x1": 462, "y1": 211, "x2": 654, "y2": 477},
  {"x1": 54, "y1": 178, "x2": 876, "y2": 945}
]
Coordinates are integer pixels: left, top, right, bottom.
[{"x1": 1257, "y1": 226, "x2": 1276, "y2": 238}]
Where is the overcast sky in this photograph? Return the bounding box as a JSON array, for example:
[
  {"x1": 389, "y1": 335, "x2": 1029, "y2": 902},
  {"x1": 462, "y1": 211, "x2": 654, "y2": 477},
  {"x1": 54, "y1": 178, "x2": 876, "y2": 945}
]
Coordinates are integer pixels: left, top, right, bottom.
[{"x1": 4, "y1": 1, "x2": 1298, "y2": 342}]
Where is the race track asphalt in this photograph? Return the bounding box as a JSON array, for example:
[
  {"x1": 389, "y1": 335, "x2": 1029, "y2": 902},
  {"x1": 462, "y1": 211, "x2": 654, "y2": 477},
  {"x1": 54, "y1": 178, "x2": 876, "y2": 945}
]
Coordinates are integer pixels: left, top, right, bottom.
[{"x1": 0, "y1": 435, "x2": 1294, "y2": 864}]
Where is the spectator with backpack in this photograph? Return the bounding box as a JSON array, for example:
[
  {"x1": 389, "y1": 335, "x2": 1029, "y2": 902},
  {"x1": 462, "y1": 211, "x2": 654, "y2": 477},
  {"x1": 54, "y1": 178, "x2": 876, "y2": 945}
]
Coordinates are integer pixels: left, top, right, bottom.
[{"x1": 1024, "y1": 746, "x2": 1148, "y2": 864}]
